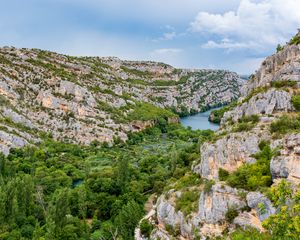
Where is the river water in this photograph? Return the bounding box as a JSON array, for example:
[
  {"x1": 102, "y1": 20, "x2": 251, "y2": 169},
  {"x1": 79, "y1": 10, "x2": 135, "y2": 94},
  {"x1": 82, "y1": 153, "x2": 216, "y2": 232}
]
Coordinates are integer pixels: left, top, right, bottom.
[{"x1": 180, "y1": 108, "x2": 220, "y2": 131}]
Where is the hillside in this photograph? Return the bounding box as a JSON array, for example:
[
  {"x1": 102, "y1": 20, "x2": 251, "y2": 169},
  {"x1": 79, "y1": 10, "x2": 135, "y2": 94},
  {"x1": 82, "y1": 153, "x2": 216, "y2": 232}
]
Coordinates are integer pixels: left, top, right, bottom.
[
  {"x1": 139, "y1": 32, "x2": 300, "y2": 240},
  {"x1": 0, "y1": 47, "x2": 241, "y2": 154}
]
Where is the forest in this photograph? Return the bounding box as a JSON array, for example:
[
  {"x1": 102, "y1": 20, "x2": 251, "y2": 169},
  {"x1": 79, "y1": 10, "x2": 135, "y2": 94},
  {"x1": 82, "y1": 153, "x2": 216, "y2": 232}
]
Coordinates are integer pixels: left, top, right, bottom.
[{"x1": 0, "y1": 122, "x2": 214, "y2": 240}]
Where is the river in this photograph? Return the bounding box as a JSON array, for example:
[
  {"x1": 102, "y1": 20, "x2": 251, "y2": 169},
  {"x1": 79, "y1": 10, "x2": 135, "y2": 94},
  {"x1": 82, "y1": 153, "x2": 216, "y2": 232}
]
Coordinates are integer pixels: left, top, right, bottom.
[{"x1": 180, "y1": 108, "x2": 220, "y2": 131}]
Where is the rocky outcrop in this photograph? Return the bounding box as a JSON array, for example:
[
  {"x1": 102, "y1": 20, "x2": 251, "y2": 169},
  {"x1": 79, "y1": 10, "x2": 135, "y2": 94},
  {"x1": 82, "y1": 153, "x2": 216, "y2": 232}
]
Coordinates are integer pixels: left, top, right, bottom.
[
  {"x1": 0, "y1": 130, "x2": 30, "y2": 155},
  {"x1": 156, "y1": 192, "x2": 192, "y2": 238},
  {"x1": 270, "y1": 133, "x2": 300, "y2": 184},
  {"x1": 246, "y1": 192, "x2": 276, "y2": 221},
  {"x1": 234, "y1": 211, "x2": 264, "y2": 232},
  {"x1": 222, "y1": 89, "x2": 294, "y2": 124},
  {"x1": 193, "y1": 131, "x2": 269, "y2": 180},
  {"x1": 195, "y1": 184, "x2": 247, "y2": 224},
  {"x1": 242, "y1": 32, "x2": 300, "y2": 96}
]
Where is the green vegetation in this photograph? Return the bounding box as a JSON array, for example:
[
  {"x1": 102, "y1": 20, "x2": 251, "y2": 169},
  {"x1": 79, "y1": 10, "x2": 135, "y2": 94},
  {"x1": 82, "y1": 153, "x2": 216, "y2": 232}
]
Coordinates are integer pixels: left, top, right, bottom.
[
  {"x1": 203, "y1": 179, "x2": 215, "y2": 193},
  {"x1": 218, "y1": 168, "x2": 230, "y2": 181},
  {"x1": 227, "y1": 228, "x2": 271, "y2": 240},
  {"x1": 120, "y1": 66, "x2": 152, "y2": 78},
  {"x1": 242, "y1": 87, "x2": 268, "y2": 104},
  {"x1": 292, "y1": 94, "x2": 300, "y2": 111},
  {"x1": 226, "y1": 142, "x2": 274, "y2": 191},
  {"x1": 271, "y1": 80, "x2": 297, "y2": 89},
  {"x1": 175, "y1": 190, "x2": 199, "y2": 216},
  {"x1": 140, "y1": 219, "x2": 153, "y2": 238},
  {"x1": 225, "y1": 206, "x2": 239, "y2": 223},
  {"x1": 276, "y1": 44, "x2": 284, "y2": 53},
  {"x1": 289, "y1": 34, "x2": 300, "y2": 45},
  {"x1": 26, "y1": 59, "x2": 77, "y2": 83},
  {"x1": 209, "y1": 101, "x2": 238, "y2": 124},
  {"x1": 268, "y1": 180, "x2": 292, "y2": 208},
  {"x1": 233, "y1": 115, "x2": 260, "y2": 132},
  {"x1": 270, "y1": 114, "x2": 300, "y2": 134},
  {"x1": 127, "y1": 102, "x2": 176, "y2": 122},
  {"x1": 152, "y1": 79, "x2": 177, "y2": 86},
  {"x1": 263, "y1": 183, "x2": 300, "y2": 239},
  {"x1": 0, "y1": 123, "x2": 213, "y2": 239}
]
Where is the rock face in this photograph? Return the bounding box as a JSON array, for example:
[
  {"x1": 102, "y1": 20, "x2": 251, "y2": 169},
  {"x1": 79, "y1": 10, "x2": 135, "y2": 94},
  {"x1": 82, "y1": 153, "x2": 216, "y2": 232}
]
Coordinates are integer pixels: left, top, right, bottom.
[
  {"x1": 0, "y1": 47, "x2": 242, "y2": 154},
  {"x1": 193, "y1": 131, "x2": 269, "y2": 180},
  {"x1": 195, "y1": 184, "x2": 246, "y2": 224},
  {"x1": 270, "y1": 133, "x2": 300, "y2": 184},
  {"x1": 242, "y1": 34, "x2": 300, "y2": 96},
  {"x1": 222, "y1": 89, "x2": 294, "y2": 124},
  {"x1": 246, "y1": 192, "x2": 276, "y2": 221},
  {"x1": 156, "y1": 193, "x2": 192, "y2": 238}
]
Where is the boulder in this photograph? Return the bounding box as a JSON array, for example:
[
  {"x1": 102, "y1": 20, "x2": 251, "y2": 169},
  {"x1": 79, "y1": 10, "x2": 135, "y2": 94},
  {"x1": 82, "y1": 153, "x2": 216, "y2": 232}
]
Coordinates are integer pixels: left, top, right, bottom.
[{"x1": 246, "y1": 192, "x2": 276, "y2": 221}]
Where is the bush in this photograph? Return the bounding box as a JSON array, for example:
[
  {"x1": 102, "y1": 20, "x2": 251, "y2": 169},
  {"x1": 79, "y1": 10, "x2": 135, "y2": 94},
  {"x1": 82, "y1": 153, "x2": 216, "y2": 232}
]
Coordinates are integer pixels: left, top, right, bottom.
[
  {"x1": 276, "y1": 44, "x2": 284, "y2": 52},
  {"x1": 270, "y1": 115, "x2": 300, "y2": 134},
  {"x1": 225, "y1": 206, "x2": 239, "y2": 223},
  {"x1": 233, "y1": 122, "x2": 255, "y2": 132},
  {"x1": 233, "y1": 115, "x2": 259, "y2": 132},
  {"x1": 289, "y1": 35, "x2": 300, "y2": 45},
  {"x1": 175, "y1": 190, "x2": 199, "y2": 216},
  {"x1": 204, "y1": 180, "x2": 215, "y2": 193},
  {"x1": 263, "y1": 190, "x2": 300, "y2": 239},
  {"x1": 218, "y1": 168, "x2": 230, "y2": 181},
  {"x1": 292, "y1": 94, "x2": 300, "y2": 111},
  {"x1": 226, "y1": 144, "x2": 273, "y2": 191},
  {"x1": 140, "y1": 219, "x2": 153, "y2": 237},
  {"x1": 271, "y1": 80, "x2": 297, "y2": 88}
]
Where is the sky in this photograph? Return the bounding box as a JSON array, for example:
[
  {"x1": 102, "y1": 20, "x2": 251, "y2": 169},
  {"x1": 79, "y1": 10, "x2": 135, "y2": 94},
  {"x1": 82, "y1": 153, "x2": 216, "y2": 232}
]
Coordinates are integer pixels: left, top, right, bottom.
[{"x1": 1, "y1": 0, "x2": 300, "y2": 74}]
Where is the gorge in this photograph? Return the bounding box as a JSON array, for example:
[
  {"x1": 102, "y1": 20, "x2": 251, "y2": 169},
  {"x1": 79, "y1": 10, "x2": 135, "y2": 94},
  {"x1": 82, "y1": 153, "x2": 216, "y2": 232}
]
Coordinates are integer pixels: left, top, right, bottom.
[{"x1": 0, "y1": 32, "x2": 300, "y2": 240}]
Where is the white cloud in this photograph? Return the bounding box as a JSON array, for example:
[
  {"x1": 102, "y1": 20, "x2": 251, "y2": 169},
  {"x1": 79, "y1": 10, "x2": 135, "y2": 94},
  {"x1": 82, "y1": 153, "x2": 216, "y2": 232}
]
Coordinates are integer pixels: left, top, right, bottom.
[
  {"x1": 191, "y1": 0, "x2": 300, "y2": 51},
  {"x1": 151, "y1": 48, "x2": 183, "y2": 55},
  {"x1": 202, "y1": 39, "x2": 259, "y2": 51},
  {"x1": 163, "y1": 32, "x2": 176, "y2": 40}
]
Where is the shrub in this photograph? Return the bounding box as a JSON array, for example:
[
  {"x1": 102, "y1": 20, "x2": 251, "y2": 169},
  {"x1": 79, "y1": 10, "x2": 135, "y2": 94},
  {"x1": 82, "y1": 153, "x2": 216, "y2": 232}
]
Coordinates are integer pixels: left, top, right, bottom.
[
  {"x1": 276, "y1": 44, "x2": 284, "y2": 52},
  {"x1": 289, "y1": 35, "x2": 300, "y2": 45},
  {"x1": 140, "y1": 219, "x2": 153, "y2": 237},
  {"x1": 233, "y1": 122, "x2": 255, "y2": 132},
  {"x1": 292, "y1": 94, "x2": 300, "y2": 111},
  {"x1": 226, "y1": 144, "x2": 273, "y2": 191},
  {"x1": 263, "y1": 190, "x2": 300, "y2": 239},
  {"x1": 175, "y1": 190, "x2": 199, "y2": 216},
  {"x1": 233, "y1": 115, "x2": 259, "y2": 132},
  {"x1": 203, "y1": 180, "x2": 215, "y2": 193},
  {"x1": 270, "y1": 115, "x2": 300, "y2": 134},
  {"x1": 218, "y1": 168, "x2": 230, "y2": 181},
  {"x1": 271, "y1": 80, "x2": 297, "y2": 88},
  {"x1": 225, "y1": 206, "x2": 239, "y2": 223}
]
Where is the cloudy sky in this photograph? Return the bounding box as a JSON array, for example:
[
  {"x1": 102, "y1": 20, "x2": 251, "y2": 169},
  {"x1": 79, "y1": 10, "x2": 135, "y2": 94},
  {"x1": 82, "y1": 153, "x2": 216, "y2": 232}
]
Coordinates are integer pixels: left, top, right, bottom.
[{"x1": 1, "y1": 0, "x2": 300, "y2": 74}]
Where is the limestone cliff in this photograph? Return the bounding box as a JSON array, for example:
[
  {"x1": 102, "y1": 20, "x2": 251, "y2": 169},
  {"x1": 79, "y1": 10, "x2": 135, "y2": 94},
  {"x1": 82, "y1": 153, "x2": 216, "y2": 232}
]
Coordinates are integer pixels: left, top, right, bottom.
[
  {"x1": 141, "y1": 32, "x2": 300, "y2": 240},
  {"x1": 0, "y1": 47, "x2": 241, "y2": 154}
]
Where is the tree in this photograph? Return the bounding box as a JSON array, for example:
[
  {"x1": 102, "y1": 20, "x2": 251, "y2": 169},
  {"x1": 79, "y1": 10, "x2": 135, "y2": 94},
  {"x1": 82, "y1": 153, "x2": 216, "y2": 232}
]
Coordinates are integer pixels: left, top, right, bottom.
[{"x1": 114, "y1": 200, "x2": 144, "y2": 240}]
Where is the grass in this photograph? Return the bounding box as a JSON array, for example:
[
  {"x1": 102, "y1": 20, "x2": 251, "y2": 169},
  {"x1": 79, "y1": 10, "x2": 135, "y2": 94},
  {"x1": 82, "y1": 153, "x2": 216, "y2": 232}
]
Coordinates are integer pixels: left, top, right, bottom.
[{"x1": 291, "y1": 94, "x2": 300, "y2": 111}]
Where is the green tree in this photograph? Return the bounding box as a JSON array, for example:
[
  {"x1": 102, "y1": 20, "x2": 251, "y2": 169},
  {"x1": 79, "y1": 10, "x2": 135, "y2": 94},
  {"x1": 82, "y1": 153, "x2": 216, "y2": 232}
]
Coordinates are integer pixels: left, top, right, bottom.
[{"x1": 114, "y1": 200, "x2": 144, "y2": 240}]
